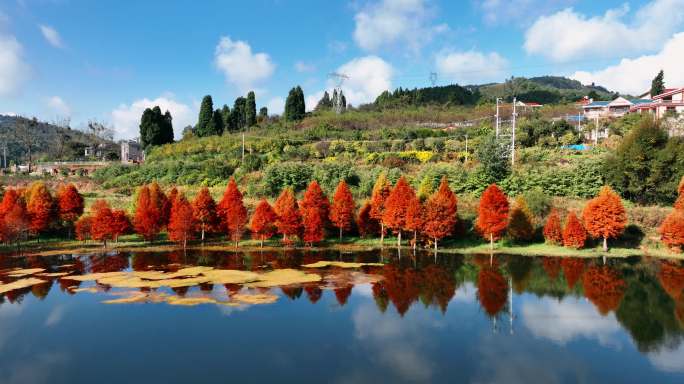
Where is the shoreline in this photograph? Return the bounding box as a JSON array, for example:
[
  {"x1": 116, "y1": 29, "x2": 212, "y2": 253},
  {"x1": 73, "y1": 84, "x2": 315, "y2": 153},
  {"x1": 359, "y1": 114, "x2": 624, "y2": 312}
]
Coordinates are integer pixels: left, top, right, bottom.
[{"x1": 2, "y1": 235, "x2": 681, "y2": 260}]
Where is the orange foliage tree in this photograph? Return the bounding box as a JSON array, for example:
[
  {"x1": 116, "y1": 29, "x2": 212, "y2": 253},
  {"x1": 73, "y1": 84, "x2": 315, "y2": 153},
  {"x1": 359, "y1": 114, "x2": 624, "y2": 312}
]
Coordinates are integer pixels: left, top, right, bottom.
[
  {"x1": 369, "y1": 173, "x2": 391, "y2": 244},
  {"x1": 299, "y1": 181, "x2": 330, "y2": 246},
  {"x1": 74, "y1": 215, "x2": 92, "y2": 242},
  {"x1": 475, "y1": 184, "x2": 509, "y2": 249},
  {"x1": 110, "y1": 210, "x2": 131, "y2": 242},
  {"x1": 1, "y1": 199, "x2": 30, "y2": 246},
  {"x1": 274, "y1": 187, "x2": 301, "y2": 244},
  {"x1": 582, "y1": 186, "x2": 627, "y2": 251},
  {"x1": 382, "y1": 176, "x2": 416, "y2": 247},
  {"x1": 250, "y1": 199, "x2": 278, "y2": 247},
  {"x1": 192, "y1": 187, "x2": 218, "y2": 243},
  {"x1": 0, "y1": 189, "x2": 20, "y2": 217},
  {"x1": 422, "y1": 177, "x2": 458, "y2": 250},
  {"x1": 675, "y1": 176, "x2": 684, "y2": 210},
  {"x1": 90, "y1": 200, "x2": 115, "y2": 247},
  {"x1": 563, "y1": 211, "x2": 586, "y2": 249},
  {"x1": 543, "y1": 208, "x2": 563, "y2": 245},
  {"x1": 659, "y1": 210, "x2": 684, "y2": 251},
  {"x1": 149, "y1": 182, "x2": 171, "y2": 228},
  {"x1": 357, "y1": 201, "x2": 379, "y2": 238},
  {"x1": 404, "y1": 196, "x2": 423, "y2": 250},
  {"x1": 134, "y1": 185, "x2": 161, "y2": 242},
  {"x1": 582, "y1": 265, "x2": 626, "y2": 316},
  {"x1": 507, "y1": 196, "x2": 535, "y2": 243},
  {"x1": 57, "y1": 184, "x2": 84, "y2": 235},
  {"x1": 26, "y1": 182, "x2": 55, "y2": 237},
  {"x1": 329, "y1": 180, "x2": 355, "y2": 240},
  {"x1": 218, "y1": 177, "x2": 248, "y2": 247},
  {"x1": 168, "y1": 194, "x2": 196, "y2": 249}
]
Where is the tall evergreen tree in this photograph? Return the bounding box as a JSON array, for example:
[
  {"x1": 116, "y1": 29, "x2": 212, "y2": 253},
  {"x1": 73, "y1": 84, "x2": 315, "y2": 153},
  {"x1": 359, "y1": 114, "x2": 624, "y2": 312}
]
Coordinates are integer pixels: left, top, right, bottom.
[
  {"x1": 231, "y1": 97, "x2": 247, "y2": 131},
  {"x1": 196, "y1": 95, "x2": 214, "y2": 137},
  {"x1": 285, "y1": 86, "x2": 306, "y2": 121},
  {"x1": 315, "y1": 91, "x2": 332, "y2": 111},
  {"x1": 340, "y1": 91, "x2": 347, "y2": 112},
  {"x1": 650, "y1": 70, "x2": 665, "y2": 97},
  {"x1": 220, "y1": 104, "x2": 231, "y2": 130},
  {"x1": 211, "y1": 108, "x2": 224, "y2": 135},
  {"x1": 139, "y1": 106, "x2": 174, "y2": 149},
  {"x1": 258, "y1": 107, "x2": 268, "y2": 120},
  {"x1": 246, "y1": 91, "x2": 257, "y2": 127}
]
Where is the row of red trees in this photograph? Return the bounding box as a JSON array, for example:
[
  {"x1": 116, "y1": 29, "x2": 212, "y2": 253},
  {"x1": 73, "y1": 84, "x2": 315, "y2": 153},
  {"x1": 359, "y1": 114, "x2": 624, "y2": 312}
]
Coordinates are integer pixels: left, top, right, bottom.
[{"x1": 659, "y1": 178, "x2": 684, "y2": 251}]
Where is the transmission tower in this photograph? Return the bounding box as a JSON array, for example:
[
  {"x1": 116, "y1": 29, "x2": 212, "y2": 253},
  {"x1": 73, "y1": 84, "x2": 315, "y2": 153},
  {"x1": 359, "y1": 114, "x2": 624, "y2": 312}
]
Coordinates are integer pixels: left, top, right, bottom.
[
  {"x1": 429, "y1": 72, "x2": 438, "y2": 86},
  {"x1": 328, "y1": 72, "x2": 349, "y2": 114}
]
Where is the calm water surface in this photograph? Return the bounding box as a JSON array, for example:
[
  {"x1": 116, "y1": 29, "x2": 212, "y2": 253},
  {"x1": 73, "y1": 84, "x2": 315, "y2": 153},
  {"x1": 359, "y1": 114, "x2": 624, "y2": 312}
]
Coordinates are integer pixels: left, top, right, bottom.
[{"x1": 1, "y1": 249, "x2": 684, "y2": 384}]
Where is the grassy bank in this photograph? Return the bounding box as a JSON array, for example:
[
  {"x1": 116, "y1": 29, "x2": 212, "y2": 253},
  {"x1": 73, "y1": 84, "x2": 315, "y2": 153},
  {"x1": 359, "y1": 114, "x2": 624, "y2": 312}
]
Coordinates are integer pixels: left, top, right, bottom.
[{"x1": 3, "y1": 233, "x2": 680, "y2": 260}]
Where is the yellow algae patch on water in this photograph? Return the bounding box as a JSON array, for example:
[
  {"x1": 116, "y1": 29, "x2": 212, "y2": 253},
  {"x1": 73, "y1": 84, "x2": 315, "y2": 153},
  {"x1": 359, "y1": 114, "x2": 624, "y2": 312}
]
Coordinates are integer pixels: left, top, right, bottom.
[
  {"x1": 5, "y1": 268, "x2": 46, "y2": 277},
  {"x1": 166, "y1": 266, "x2": 214, "y2": 278},
  {"x1": 152, "y1": 276, "x2": 212, "y2": 288},
  {"x1": 102, "y1": 292, "x2": 150, "y2": 304},
  {"x1": 232, "y1": 293, "x2": 278, "y2": 305},
  {"x1": 0, "y1": 278, "x2": 48, "y2": 294},
  {"x1": 36, "y1": 272, "x2": 71, "y2": 278},
  {"x1": 131, "y1": 271, "x2": 169, "y2": 280},
  {"x1": 203, "y1": 269, "x2": 260, "y2": 285},
  {"x1": 246, "y1": 269, "x2": 322, "y2": 288},
  {"x1": 302, "y1": 261, "x2": 384, "y2": 269},
  {"x1": 165, "y1": 296, "x2": 223, "y2": 306},
  {"x1": 71, "y1": 287, "x2": 99, "y2": 293},
  {"x1": 61, "y1": 272, "x2": 128, "y2": 282}
]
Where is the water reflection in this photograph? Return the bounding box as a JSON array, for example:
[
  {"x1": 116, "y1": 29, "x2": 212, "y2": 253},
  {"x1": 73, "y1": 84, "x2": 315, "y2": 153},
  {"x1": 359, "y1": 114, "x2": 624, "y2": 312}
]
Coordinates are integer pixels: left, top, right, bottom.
[{"x1": 1, "y1": 250, "x2": 684, "y2": 381}]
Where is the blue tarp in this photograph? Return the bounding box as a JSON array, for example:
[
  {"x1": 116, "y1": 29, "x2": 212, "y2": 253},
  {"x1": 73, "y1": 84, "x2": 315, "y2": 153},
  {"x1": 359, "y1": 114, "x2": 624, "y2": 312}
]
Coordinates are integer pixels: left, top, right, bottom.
[{"x1": 562, "y1": 144, "x2": 590, "y2": 151}]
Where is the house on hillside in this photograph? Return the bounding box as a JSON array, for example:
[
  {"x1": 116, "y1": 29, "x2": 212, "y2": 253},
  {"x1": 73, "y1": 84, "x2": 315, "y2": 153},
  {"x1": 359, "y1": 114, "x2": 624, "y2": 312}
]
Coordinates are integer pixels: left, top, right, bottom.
[
  {"x1": 515, "y1": 100, "x2": 543, "y2": 110},
  {"x1": 582, "y1": 97, "x2": 652, "y2": 119},
  {"x1": 121, "y1": 140, "x2": 143, "y2": 163},
  {"x1": 631, "y1": 88, "x2": 684, "y2": 119}
]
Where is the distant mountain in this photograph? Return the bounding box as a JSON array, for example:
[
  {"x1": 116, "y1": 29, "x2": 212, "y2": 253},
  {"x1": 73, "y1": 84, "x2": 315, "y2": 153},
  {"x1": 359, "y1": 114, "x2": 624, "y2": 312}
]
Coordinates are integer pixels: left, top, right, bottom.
[
  {"x1": 371, "y1": 76, "x2": 617, "y2": 108},
  {"x1": 0, "y1": 115, "x2": 118, "y2": 165}
]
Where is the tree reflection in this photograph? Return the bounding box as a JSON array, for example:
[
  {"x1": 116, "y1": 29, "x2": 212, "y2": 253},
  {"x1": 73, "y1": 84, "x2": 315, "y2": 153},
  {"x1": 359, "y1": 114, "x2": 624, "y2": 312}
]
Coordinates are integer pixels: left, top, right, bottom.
[
  {"x1": 561, "y1": 258, "x2": 585, "y2": 289},
  {"x1": 305, "y1": 285, "x2": 323, "y2": 304},
  {"x1": 334, "y1": 285, "x2": 353, "y2": 306},
  {"x1": 583, "y1": 265, "x2": 626, "y2": 316},
  {"x1": 541, "y1": 257, "x2": 561, "y2": 281},
  {"x1": 477, "y1": 264, "x2": 508, "y2": 317}
]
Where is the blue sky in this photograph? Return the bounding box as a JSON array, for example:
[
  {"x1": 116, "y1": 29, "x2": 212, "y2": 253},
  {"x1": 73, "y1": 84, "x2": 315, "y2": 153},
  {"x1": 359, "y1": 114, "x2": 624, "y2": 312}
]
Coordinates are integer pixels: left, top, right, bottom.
[{"x1": 1, "y1": 0, "x2": 683, "y2": 139}]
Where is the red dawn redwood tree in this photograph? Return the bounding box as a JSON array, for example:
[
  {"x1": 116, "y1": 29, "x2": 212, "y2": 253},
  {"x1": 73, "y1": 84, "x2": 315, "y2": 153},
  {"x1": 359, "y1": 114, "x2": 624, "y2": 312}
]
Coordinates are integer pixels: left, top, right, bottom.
[
  {"x1": 90, "y1": 200, "x2": 115, "y2": 247},
  {"x1": 675, "y1": 176, "x2": 684, "y2": 210},
  {"x1": 2, "y1": 199, "x2": 30, "y2": 246},
  {"x1": 660, "y1": 210, "x2": 684, "y2": 251},
  {"x1": 26, "y1": 182, "x2": 55, "y2": 237},
  {"x1": 74, "y1": 215, "x2": 92, "y2": 242},
  {"x1": 149, "y1": 182, "x2": 170, "y2": 228},
  {"x1": 329, "y1": 180, "x2": 355, "y2": 240},
  {"x1": 404, "y1": 196, "x2": 423, "y2": 250},
  {"x1": 250, "y1": 199, "x2": 278, "y2": 247},
  {"x1": 168, "y1": 194, "x2": 196, "y2": 249},
  {"x1": 110, "y1": 210, "x2": 131, "y2": 243},
  {"x1": 369, "y1": 173, "x2": 392, "y2": 245},
  {"x1": 582, "y1": 186, "x2": 627, "y2": 251},
  {"x1": 299, "y1": 181, "x2": 330, "y2": 246},
  {"x1": 563, "y1": 211, "x2": 587, "y2": 249},
  {"x1": 218, "y1": 177, "x2": 248, "y2": 247},
  {"x1": 0, "y1": 189, "x2": 20, "y2": 217},
  {"x1": 543, "y1": 208, "x2": 563, "y2": 245},
  {"x1": 192, "y1": 187, "x2": 218, "y2": 244},
  {"x1": 57, "y1": 184, "x2": 84, "y2": 235},
  {"x1": 382, "y1": 176, "x2": 416, "y2": 247},
  {"x1": 274, "y1": 187, "x2": 301, "y2": 244},
  {"x1": 134, "y1": 185, "x2": 161, "y2": 242},
  {"x1": 422, "y1": 177, "x2": 458, "y2": 250},
  {"x1": 475, "y1": 184, "x2": 509, "y2": 250},
  {"x1": 357, "y1": 202, "x2": 379, "y2": 238}
]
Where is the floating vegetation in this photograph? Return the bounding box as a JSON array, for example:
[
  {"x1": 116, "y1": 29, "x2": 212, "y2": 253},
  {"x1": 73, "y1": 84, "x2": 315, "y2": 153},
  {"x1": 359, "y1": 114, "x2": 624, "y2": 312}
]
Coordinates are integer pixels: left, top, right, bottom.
[
  {"x1": 302, "y1": 261, "x2": 384, "y2": 269},
  {"x1": 37, "y1": 272, "x2": 72, "y2": 278},
  {"x1": 0, "y1": 278, "x2": 49, "y2": 294},
  {"x1": 101, "y1": 290, "x2": 278, "y2": 307},
  {"x1": 244, "y1": 269, "x2": 322, "y2": 288},
  {"x1": 4, "y1": 268, "x2": 46, "y2": 277}
]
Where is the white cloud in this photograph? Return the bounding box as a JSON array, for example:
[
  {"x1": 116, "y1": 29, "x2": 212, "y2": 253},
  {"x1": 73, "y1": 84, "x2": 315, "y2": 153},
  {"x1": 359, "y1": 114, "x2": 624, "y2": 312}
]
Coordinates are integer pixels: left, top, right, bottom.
[
  {"x1": 335, "y1": 55, "x2": 394, "y2": 106},
  {"x1": 524, "y1": 0, "x2": 684, "y2": 62},
  {"x1": 305, "y1": 90, "x2": 325, "y2": 112},
  {"x1": 0, "y1": 32, "x2": 29, "y2": 97},
  {"x1": 294, "y1": 61, "x2": 315, "y2": 73},
  {"x1": 477, "y1": 0, "x2": 575, "y2": 26},
  {"x1": 353, "y1": 0, "x2": 448, "y2": 53},
  {"x1": 214, "y1": 36, "x2": 275, "y2": 92},
  {"x1": 111, "y1": 95, "x2": 194, "y2": 140},
  {"x1": 648, "y1": 344, "x2": 684, "y2": 373},
  {"x1": 436, "y1": 50, "x2": 508, "y2": 84},
  {"x1": 521, "y1": 296, "x2": 622, "y2": 347},
  {"x1": 571, "y1": 32, "x2": 684, "y2": 95},
  {"x1": 39, "y1": 24, "x2": 63, "y2": 48},
  {"x1": 47, "y1": 96, "x2": 70, "y2": 116},
  {"x1": 266, "y1": 97, "x2": 285, "y2": 115}
]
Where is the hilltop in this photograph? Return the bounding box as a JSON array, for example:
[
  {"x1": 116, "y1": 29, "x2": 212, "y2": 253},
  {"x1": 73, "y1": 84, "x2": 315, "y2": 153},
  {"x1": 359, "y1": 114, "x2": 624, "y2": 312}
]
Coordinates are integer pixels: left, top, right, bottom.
[{"x1": 0, "y1": 115, "x2": 118, "y2": 164}]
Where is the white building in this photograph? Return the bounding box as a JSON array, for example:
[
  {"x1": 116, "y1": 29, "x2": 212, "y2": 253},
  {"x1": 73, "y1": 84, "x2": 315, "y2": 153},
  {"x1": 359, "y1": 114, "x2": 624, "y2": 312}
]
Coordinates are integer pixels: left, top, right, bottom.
[
  {"x1": 631, "y1": 88, "x2": 684, "y2": 119},
  {"x1": 582, "y1": 97, "x2": 652, "y2": 120},
  {"x1": 121, "y1": 140, "x2": 143, "y2": 163}
]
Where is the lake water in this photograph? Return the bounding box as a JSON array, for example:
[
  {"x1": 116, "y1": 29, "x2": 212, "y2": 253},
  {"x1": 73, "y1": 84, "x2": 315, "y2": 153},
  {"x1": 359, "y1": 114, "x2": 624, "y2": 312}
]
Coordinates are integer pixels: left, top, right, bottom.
[{"x1": 1, "y1": 249, "x2": 683, "y2": 384}]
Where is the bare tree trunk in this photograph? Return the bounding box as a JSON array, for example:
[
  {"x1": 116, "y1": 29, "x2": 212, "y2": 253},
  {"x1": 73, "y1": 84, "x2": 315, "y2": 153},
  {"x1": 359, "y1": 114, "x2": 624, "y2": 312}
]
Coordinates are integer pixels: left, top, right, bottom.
[
  {"x1": 397, "y1": 231, "x2": 401, "y2": 248},
  {"x1": 380, "y1": 223, "x2": 385, "y2": 247},
  {"x1": 603, "y1": 236, "x2": 608, "y2": 252},
  {"x1": 201, "y1": 223, "x2": 205, "y2": 245},
  {"x1": 413, "y1": 231, "x2": 417, "y2": 250},
  {"x1": 339, "y1": 227, "x2": 342, "y2": 241},
  {"x1": 490, "y1": 233, "x2": 494, "y2": 250}
]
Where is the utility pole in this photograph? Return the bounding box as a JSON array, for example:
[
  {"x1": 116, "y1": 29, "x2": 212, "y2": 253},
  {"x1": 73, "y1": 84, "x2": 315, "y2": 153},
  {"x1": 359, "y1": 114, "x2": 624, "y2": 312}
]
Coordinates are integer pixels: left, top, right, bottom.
[
  {"x1": 578, "y1": 112, "x2": 582, "y2": 132},
  {"x1": 495, "y1": 98, "x2": 501, "y2": 138},
  {"x1": 594, "y1": 116, "x2": 599, "y2": 145},
  {"x1": 511, "y1": 97, "x2": 517, "y2": 166},
  {"x1": 465, "y1": 134, "x2": 469, "y2": 162}
]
